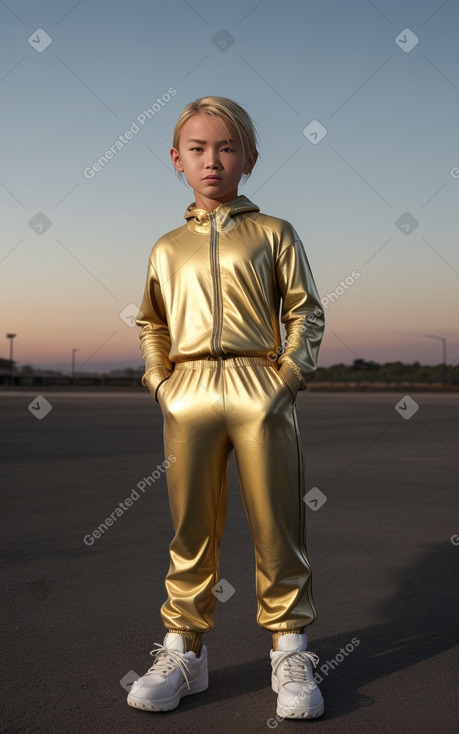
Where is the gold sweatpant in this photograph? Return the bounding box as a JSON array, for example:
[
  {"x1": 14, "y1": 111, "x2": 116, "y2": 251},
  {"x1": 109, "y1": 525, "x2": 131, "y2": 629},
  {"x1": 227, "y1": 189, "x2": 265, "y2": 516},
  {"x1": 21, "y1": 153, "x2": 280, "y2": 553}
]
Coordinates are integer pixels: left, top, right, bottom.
[{"x1": 156, "y1": 356, "x2": 317, "y2": 633}]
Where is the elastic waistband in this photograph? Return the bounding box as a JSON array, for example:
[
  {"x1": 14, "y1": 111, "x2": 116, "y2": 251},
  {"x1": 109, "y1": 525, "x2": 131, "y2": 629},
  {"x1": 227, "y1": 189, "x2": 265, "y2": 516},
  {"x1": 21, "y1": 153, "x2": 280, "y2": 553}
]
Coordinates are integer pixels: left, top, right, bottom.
[{"x1": 174, "y1": 356, "x2": 275, "y2": 370}]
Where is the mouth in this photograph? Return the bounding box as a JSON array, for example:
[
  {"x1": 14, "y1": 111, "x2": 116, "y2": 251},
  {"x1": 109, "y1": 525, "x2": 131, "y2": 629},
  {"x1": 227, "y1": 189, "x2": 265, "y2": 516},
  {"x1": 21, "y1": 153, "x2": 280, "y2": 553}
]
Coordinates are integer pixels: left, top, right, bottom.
[{"x1": 203, "y1": 176, "x2": 221, "y2": 181}]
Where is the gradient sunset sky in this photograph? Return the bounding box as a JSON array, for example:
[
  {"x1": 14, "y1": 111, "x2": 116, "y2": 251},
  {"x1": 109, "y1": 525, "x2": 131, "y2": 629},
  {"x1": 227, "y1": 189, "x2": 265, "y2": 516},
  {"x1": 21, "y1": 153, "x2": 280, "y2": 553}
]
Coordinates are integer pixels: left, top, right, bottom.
[{"x1": 1, "y1": 0, "x2": 458, "y2": 373}]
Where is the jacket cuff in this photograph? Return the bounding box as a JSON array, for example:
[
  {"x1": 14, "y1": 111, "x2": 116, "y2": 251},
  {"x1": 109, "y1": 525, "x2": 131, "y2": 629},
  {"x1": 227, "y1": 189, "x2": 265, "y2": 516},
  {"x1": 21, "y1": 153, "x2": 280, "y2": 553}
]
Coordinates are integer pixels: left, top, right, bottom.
[
  {"x1": 141, "y1": 365, "x2": 173, "y2": 401},
  {"x1": 278, "y1": 360, "x2": 304, "y2": 400}
]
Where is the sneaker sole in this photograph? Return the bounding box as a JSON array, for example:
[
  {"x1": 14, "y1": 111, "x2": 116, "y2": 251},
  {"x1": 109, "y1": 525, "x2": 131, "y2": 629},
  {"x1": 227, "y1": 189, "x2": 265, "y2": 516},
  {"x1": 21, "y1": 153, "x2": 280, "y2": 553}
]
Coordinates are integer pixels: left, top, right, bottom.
[
  {"x1": 276, "y1": 700, "x2": 324, "y2": 719},
  {"x1": 272, "y1": 675, "x2": 324, "y2": 719},
  {"x1": 127, "y1": 672, "x2": 208, "y2": 712}
]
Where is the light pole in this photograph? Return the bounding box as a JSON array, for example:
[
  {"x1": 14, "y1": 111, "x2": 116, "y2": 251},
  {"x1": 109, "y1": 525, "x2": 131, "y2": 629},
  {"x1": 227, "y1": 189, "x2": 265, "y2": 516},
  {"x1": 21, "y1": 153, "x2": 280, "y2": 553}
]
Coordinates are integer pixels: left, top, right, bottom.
[
  {"x1": 424, "y1": 334, "x2": 447, "y2": 384},
  {"x1": 71, "y1": 348, "x2": 79, "y2": 385},
  {"x1": 6, "y1": 333, "x2": 16, "y2": 386}
]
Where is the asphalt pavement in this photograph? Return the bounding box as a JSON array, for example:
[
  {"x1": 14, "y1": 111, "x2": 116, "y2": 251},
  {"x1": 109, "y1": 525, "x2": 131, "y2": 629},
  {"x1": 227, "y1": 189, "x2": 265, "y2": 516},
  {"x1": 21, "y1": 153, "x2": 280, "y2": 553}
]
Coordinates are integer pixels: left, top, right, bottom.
[{"x1": 1, "y1": 389, "x2": 458, "y2": 734}]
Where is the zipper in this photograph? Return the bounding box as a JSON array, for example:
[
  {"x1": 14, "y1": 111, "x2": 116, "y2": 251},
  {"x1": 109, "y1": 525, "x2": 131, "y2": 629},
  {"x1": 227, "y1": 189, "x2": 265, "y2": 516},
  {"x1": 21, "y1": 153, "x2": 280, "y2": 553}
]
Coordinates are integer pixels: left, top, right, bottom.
[{"x1": 209, "y1": 211, "x2": 224, "y2": 357}]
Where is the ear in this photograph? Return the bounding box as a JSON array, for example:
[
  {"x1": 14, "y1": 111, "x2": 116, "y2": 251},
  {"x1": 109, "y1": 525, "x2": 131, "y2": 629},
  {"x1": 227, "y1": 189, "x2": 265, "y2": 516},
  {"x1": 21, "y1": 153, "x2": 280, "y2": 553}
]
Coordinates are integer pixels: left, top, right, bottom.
[
  {"x1": 170, "y1": 147, "x2": 184, "y2": 172},
  {"x1": 243, "y1": 150, "x2": 258, "y2": 175}
]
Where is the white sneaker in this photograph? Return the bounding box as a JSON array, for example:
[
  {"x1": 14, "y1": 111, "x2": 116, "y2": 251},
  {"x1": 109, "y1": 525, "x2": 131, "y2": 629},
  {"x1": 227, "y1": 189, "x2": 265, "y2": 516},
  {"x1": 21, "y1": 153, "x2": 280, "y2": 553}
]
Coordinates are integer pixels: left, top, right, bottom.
[
  {"x1": 127, "y1": 632, "x2": 208, "y2": 712},
  {"x1": 270, "y1": 633, "x2": 324, "y2": 719}
]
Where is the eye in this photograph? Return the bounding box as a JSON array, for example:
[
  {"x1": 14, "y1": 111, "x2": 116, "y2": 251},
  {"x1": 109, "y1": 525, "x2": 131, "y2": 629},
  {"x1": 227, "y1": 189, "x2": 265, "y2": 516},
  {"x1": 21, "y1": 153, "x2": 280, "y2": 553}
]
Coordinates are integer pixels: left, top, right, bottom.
[{"x1": 190, "y1": 147, "x2": 203, "y2": 152}]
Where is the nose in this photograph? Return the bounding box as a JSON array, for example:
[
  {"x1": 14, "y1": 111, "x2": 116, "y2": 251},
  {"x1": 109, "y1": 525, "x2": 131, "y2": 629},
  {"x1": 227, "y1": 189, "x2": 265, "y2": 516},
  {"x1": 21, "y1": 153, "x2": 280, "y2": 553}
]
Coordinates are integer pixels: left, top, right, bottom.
[{"x1": 205, "y1": 148, "x2": 221, "y2": 169}]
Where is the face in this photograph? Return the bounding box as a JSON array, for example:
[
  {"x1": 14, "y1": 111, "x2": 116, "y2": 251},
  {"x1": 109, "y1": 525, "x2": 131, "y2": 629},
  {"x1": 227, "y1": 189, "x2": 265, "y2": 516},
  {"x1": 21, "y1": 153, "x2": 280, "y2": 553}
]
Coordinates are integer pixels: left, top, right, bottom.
[{"x1": 170, "y1": 113, "x2": 257, "y2": 210}]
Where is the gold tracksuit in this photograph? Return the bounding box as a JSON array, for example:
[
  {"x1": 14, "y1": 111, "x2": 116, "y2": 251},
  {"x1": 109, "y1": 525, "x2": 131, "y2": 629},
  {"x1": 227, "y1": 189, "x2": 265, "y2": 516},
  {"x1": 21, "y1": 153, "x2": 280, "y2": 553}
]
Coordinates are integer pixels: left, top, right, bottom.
[{"x1": 136, "y1": 195, "x2": 325, "y2": 632}]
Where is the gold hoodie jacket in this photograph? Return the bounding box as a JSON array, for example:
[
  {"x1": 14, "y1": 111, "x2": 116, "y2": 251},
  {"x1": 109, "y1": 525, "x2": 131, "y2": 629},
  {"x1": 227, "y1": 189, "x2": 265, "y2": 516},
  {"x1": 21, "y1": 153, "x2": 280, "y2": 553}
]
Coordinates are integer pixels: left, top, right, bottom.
[{"x1": 136, "y1": 195, "x2": 325, "y2": 402}]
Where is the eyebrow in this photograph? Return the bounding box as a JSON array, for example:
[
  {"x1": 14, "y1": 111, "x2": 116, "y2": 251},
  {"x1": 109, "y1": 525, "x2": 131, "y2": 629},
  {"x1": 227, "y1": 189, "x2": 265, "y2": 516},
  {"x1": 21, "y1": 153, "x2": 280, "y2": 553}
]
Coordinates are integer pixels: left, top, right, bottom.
[{"x1": 186, "y1": 138, "x2": 235, "y2": 145}]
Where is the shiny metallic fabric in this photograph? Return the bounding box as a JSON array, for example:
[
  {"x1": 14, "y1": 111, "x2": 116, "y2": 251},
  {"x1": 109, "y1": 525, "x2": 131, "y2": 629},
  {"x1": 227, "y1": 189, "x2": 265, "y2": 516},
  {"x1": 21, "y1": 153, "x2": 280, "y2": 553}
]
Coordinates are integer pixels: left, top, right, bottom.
[
  {"x1": 158, "y1": 357, "x2": 317, "y2": 632},
  {"x1": 136, "y1": 195, "x2": 325, "y2": 403},
  {"x1": 135, "y1": 195, "x2": 325, "y2": 631}
]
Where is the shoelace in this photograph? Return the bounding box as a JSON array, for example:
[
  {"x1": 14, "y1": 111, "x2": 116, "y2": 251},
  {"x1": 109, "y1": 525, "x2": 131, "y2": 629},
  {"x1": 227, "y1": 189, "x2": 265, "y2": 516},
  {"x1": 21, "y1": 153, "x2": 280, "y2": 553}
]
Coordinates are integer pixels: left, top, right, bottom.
[
  {"x1": 147, "y1": 643, "x2": 192, "y2": 689},
  {"x1": 273, "y1": 649, "x2": 320, "y2": 683}
]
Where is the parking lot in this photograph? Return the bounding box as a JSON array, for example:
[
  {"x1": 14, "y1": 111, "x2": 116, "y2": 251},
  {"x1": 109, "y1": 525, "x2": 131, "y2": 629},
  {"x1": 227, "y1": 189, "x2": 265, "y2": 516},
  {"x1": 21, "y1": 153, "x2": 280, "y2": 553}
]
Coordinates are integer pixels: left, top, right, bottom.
[{"x1": 1, "y1": 390, "x2": 457, "y2": 733}]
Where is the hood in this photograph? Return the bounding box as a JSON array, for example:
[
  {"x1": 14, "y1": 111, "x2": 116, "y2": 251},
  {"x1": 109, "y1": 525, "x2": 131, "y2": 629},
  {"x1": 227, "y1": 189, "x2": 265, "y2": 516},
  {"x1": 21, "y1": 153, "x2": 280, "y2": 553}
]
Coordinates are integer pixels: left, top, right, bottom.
[{"x1": 184, "y1": 195, "x2": 260, "y2": 233}]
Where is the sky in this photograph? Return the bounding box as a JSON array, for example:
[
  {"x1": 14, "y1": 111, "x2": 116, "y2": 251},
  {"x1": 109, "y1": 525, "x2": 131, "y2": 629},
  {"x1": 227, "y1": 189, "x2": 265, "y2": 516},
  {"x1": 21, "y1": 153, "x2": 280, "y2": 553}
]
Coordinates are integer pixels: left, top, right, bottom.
[{"x1": 1, "y1": 0, "x2": 458, "y2": 373}]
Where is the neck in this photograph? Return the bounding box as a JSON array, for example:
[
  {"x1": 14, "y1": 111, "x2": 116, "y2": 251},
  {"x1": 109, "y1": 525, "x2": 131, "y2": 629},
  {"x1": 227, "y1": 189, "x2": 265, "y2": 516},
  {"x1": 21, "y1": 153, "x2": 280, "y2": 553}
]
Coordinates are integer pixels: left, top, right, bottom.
[{"x1": 193, "y1": 190, "x2": 239, "y2": 211}]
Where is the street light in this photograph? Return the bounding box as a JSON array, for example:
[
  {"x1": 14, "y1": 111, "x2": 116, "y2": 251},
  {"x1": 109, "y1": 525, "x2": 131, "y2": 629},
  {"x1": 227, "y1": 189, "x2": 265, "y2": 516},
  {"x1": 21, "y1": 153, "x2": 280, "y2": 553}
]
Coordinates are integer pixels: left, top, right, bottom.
[
  {"x1": 6, "y1": 333, "x2": 16, "y2": 386},
  {"x1": 424, "y1": 334, "x2": 447, "y2": 384},
  {"x1": 71, "y1": 348, "x2": 79, "y2": 385}
]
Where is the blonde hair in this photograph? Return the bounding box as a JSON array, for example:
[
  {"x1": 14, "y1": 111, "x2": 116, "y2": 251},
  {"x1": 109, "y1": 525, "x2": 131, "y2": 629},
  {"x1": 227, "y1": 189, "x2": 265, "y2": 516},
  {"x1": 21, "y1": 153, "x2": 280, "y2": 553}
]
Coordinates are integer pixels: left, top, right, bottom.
[{"x1": 172, "y1": 96, "x2": 260, "y2": 183}]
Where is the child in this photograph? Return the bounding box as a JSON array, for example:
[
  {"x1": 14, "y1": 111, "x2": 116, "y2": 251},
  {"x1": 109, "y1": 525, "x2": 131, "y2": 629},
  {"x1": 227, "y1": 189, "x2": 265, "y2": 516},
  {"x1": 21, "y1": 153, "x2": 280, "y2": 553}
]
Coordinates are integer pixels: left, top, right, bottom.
[{"x1": 128, "y1": 96, "x2": 325, "y2": 720}]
